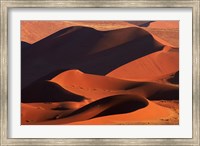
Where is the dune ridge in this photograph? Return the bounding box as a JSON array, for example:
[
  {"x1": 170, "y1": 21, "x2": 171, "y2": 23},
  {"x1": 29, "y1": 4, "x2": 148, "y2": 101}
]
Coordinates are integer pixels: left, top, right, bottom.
[
  {"x1": 50, "y1": 69, "x2": 179, "y2": 100},
  {"x1": 21, "y1": 21, "x2": 136, "y2": 44},
  {"x1": 21, "y1": 26, "x2": 177, "y2": 89},
  {"x1": 68, "y1": 101, "x2": 177, "y2": 125},
  {"x1": 22, "y1": 69, "x2": 178, "y2": 124},
  {"x1": 35, "y1": 94, "x2": 148, "y2": 125},
  {"x1": 107, "y1": 46, "x2": 179, "y2": 81}
]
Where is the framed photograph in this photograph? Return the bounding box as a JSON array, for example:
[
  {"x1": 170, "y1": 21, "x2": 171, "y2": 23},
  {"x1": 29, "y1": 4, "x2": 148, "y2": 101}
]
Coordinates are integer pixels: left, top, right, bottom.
[{"x1": 1, "y1": 0, "x2": 199, "y2": 145}]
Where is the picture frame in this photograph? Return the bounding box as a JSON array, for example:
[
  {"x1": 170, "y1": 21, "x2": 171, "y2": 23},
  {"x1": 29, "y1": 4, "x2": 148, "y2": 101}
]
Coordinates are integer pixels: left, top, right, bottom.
[{"x1": 0, "y1": 0, "x2": 199, "y2": 145}]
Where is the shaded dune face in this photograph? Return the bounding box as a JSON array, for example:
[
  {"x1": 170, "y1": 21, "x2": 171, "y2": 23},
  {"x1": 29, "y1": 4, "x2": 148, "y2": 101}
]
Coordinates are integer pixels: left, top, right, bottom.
[
  {"x1": 21, "y1": 81, "x2": 85, "y2": 103},
  {"x1": 21, "y1": 26, "x2": 164, "y2": 89},
  {"x1": 147, "y1": 89, "x2": 179, "y2": 100},
  {"x1": 167, "y1": 71, "x2": 179, "y2": 84},
  {"x1": 37, "y1": 94, "x2": 148, "y2": 125},
  {"x1": 127, "y1": 82, "x2": 179, "y2": 100},
  {"x1": 21, "y1": 41, "x2": 31, "y2": 49}
]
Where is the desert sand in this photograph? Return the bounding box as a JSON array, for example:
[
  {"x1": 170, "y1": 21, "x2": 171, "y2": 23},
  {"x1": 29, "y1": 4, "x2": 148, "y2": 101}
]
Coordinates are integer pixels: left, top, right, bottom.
[
  {"x1": 21, "y1": 21, "x2": 135, "y2": 44},
  {"x1": 21, "y1": 21, "x2": 179, "y2": 125}
]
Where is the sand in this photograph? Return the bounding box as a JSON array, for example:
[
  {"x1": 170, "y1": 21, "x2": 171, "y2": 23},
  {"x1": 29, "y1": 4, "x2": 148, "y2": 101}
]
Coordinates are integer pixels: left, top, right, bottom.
[{"x1": 21, "y1": 21, "x2": 179, "y2": 125}]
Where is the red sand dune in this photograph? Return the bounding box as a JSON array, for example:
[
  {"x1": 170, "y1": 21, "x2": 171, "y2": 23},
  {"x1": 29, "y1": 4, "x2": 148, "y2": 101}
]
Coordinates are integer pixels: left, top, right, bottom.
[
  {"x1": 21, "y1": 22, "x2": 179, "y2": 125},
  {"x1": 22, "y1": 100, "x2": 178, "y2": 125},
  {"x1": 69, "y1": 101, "x2": 176, "y2": 125},
  {"x1": 21, "y1": 69, "x2": 178, "y2": 125},
  {"x1": 147, "y1": 21, "x2": 179, "y2": 29},
  {"x1": 21, "y1": 21, "x2": 135, "y2": 44},
  {"x1": 21, "y1": 21, "x2": 178, "y2": 46},
  {"x1": 51, "y1": 70, "x2": 178, "y2": 100},
  {"x1": 21, "y1": 26, "x2": 173, "y2": 89},
  {"x1": 107, "y1": 46, "x2": 179, "y2": 81},
  {"x1": 143, "y1": 21, "x2": 179, "y2": 47},
  {"x1": 36, "y1": 94, "x2": 148, "y2": 125}
]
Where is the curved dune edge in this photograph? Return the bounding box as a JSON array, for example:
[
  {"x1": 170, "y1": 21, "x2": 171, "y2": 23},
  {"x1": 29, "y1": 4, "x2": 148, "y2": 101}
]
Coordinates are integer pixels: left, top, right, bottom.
[
  {"x1": 31, "y1": 94, "x2": 148, "y2": 125},
  {"x1": 21, "y1": 100, "x2": 179, "y2": 125},
  {"x1": 50, "y1": 69, "x2": 179, "y2": 100},
  {"x1": 21, "y1": 21, "x2": 136, "y2": 44},
  {"x1": 68, "y1": 101, "x2": 178, "y2": 125},
  {"x1": 106, "y1": 46, "x2": 179, "y2": 81},
  {"x1": 22, "y1": 69, "x2": 179, "y2": 125},
  {"x1": 25, "y1": 100, "x2": 178, "y2": 125},
  {"x1": 22, "y1": 26, "x2": 167, "y2": 89},
  {"x1": 21, "y1": 21, "x2": 177, "y2": 47},
  {"x1": 133, "y1": 25, "x2": 178, "y2": 48}
]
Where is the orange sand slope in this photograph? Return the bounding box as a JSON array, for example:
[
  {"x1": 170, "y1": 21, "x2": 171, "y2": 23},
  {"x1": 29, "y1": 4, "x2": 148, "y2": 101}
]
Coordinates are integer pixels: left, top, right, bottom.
[
  {"x1": 21, "y1": 21, "x2": 135, "y2": 44},
  {"x1": 51, "y1": 70, "x2": 178, "y2": 101},
  {"x1": 22, "y1": 26, "x2": 176, "y2": 89},
  {"x1": 143, "y1": 21, "x2": 179, "y2": 47},
  {"x1": 107, "y1": 46, "x2": 179, "y2": 81},
  {"x1": 147, "y1": 21, "x2": 179, "y2": 29},
  {"x1": 69, "y1": 101, "x2": 177, "y2": 125},
  {"x1": 21, "y1": 21, "x2": 178, "y2": 44},
  {"x1": 22, "y1": 70, "x2": 178, "y2": 125},
  {"x1": 21, "y1": 21, "x2": 179, "y2": 125}
]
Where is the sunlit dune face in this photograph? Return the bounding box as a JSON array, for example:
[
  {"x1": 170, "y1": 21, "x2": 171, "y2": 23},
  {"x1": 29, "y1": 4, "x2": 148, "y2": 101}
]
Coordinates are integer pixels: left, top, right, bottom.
[
  {"x1": 147, "y1": 21, "x2": 179, "y2": 29},
  {"x1": 143, "y1": 21, "x2": 179, "y2": 47},
  {"x1": 107, "y1": 46, "x2": 179, "y2": 81},
  {"x1": 21, "y1": 21, "x2": 135, "y2": 44},
  {"x1": 21, "y1": 21, "x2": 179, "y2": 125}
]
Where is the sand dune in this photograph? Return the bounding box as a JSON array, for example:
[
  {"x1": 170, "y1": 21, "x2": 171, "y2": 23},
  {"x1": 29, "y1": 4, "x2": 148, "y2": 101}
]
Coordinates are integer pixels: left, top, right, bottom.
[
  {"x1": 22, "y1": 69, "x2": 178, "y2": 103},
  {"x1": 50, "y1": 69, "x2": 178, "y2": 100},
  {"x1": 21, "y1": 69, "x2": 178, "y2": 124},
  {"x1": 21, "y1": 21, "x2": 178, "y2": 46},
  {"x1": 22, "y1": 80, "x2": 85, "y2": 103},
  {"x1": 21, "y1": 103, "x2": 67, "y2": 124},
  {"x1": 107, "y1": 46, "x2": 179, "y2": 81},
  {"x1": 34, "y1": 94, "x2": 148, "y2": 125},
  {"x1": 145, "y1": 28, "x2": 179, "y2": 47},
  {"x1": 21, "y1": 21, "x2": 135, "y2": 44},
  {"x1": 22, "y1": 100, "x2": 178, "y2": 125},
  {"x1": 21, "y1": 26, "x2": 168, "y2": 89},
  {"x1": 142, "y1": 21, "x2": 179, "y2": 47},
  {"x1": 68, "y1": 101, "x2": 178, "y2": 125},
  {"x1": 21, "y1": 21, "x2": 179, "y2": 125},
  {"x1": 23, "y1": 99, "x2": 178, "y2": 125},
  {"x1": 147, "y1": 21, "x2": 179, "y2": 29}
]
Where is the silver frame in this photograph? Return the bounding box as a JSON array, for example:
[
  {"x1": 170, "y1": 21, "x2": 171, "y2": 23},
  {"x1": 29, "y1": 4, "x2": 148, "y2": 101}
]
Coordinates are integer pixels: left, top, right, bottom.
[{"x1": 0, "y1": 0, "x2": 199, "y2": 145}]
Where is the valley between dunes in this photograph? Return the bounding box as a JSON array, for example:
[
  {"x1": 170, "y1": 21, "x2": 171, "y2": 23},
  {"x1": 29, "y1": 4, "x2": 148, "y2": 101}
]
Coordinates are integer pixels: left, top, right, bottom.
[{"x1": 21, "y1": 21, "x2": 179, "y2": 125}]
